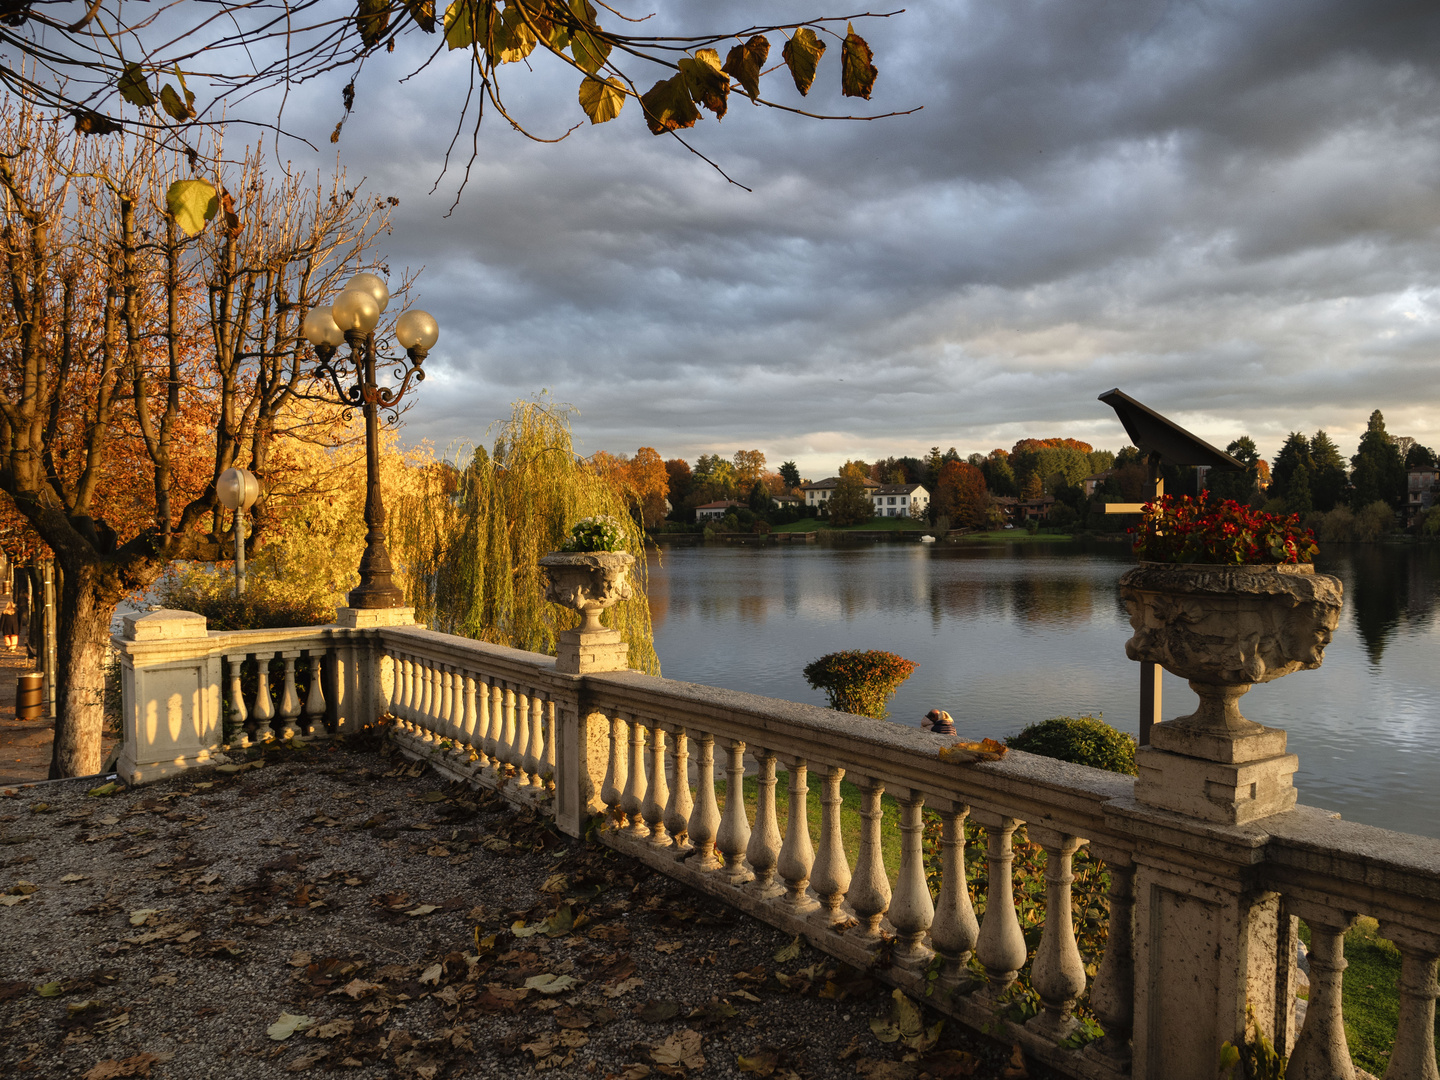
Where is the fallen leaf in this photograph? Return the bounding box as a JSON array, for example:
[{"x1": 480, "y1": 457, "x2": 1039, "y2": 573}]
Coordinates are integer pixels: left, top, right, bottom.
[
  {"x1": 738, "y1": 1047, "x2": 780, "y2": 1075},
  {"x1": 604, "y1": 977, "x2": 644, "y2": 998},
  {"x1": 405, "y1": 904, "x2": 439, "y2": 917},
  {"x1": 82, "y1": 1052, "x2": 174, "y2": 1080},
  {"x1": 419, "y1": 963, "x2": 443, "y2": 985},
  {"x1": 308, "y1": 1018, "x2": 354, "y2": 1039},
  {"x1": 60, "y1": 874, "x2": 88, "y2": 883},
  {"x1": 524, "y1": 972, "x2": 579, "y2": 995},
  {"x1": 128, "y1": 909, "x2": 161, "y2": 926},
  {"x1": 0, "y1": 894, "x2": 29, "y2": 906},
  {"x1": 639, "y1": 999, "x2": 681, "y2": 1023},
  {"x1": 286, "y1": 1044, "x2": 329, "y2": 1071},
  {"x1": 655, "y1": 941, "x2": 683, "y2": 955},
  {"x1": 267, "y1": 1011, "x2": 316, "y2": 1040},
  {"x1": 332, "y1": 979, "x2": 382, "y2": 1000},
  {"x1": 1002, "y1": 1043, "x2": 1029, "y2": 1079},
  {"x1": 651, "y1": 1029, "x2": 706, "y2": 1070},
  {"x1": 773, "y1": 936, "x2": 801, "y2": 963},
  {"x1": 856, "y1": 1061, "x2": 918, "y2": 1080}
]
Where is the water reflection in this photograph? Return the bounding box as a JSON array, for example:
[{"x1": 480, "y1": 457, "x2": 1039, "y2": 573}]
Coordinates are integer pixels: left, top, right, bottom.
[
  {"x1": 1317, "y1": 546, "x2": 1440, "y2": 664},
  {"x1": 646, "y1": 540, "x2": 1440, "y2": 839}
]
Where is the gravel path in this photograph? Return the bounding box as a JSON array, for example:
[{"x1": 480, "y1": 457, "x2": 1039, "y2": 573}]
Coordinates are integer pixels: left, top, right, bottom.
[{"x1": 0, "y1": 736, "x2": 1054, "y2": 1080}]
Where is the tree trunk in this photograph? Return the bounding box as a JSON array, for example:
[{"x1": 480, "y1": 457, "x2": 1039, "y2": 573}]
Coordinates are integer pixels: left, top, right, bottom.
[{"x1": 48, "y1": 559, "x2": 125, "y2": 779}]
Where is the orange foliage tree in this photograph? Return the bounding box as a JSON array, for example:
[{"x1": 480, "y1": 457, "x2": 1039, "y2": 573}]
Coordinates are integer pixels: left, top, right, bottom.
[
  {"x1": 935, "y1": 461, "x2": 989, "y2": 529},
  {"x1": 589, "y1": 447, "x2": 670, "y2": 528},
  {"x1": 0, "y1": 103, "x2": 393, "y2": 776}
]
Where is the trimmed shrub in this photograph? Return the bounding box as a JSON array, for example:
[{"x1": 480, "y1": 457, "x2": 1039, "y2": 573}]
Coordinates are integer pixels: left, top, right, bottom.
[
  {"x1": 157, "y1": 567, "x2": 334, "y2": 632},
  {"x1": 1006, "y1": 714, "x2": 1137, "y2": 775},
  {"x1": 803, "y1": 650, "x2": 918, "y2": 720}
]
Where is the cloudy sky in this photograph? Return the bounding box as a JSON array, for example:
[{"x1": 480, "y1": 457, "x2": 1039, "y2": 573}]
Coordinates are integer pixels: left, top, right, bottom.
[{"x1": 256, "y1": 0, "x2": 1440, "y2": 477}]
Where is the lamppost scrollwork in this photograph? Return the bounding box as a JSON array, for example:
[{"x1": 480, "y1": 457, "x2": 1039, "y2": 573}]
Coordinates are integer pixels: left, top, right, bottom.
[{"x1": 301, "y1": 273, "x2": 440, "y2": 609}]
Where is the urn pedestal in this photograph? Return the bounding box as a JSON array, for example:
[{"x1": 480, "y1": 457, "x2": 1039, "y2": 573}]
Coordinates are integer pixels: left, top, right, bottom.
[
  {"x1": 1119, "y1": 563, "x2": 1343, "y2": 825},
  {"x1": 539, "y1": 552, "x2": 635, "y2": 675}
]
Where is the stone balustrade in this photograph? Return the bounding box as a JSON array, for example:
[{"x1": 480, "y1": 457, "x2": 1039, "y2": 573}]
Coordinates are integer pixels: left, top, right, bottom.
[{"x1": 115, "y1": 609, "x2": 1440, "y2": 1080}]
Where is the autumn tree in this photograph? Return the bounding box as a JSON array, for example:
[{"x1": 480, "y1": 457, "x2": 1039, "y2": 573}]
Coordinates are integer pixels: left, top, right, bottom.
[
  {"x1": 935, "y1": 461, "x2": 988, "y2": 529},
  {"x1": 2, "y1": 4, "x2": 903, "y2": 197},
  {"x1": 1010, "y1": 437, "x2": 1094, "y2": 496},
  {"x1": 732, "y1": 449, "x2": 767, "y2": 491},
  {"x1": 664, "y1": 458, "x2": 692, "y2": 512},
  {"x1": 826, "y1": 460, "x2": 873, "y2": 527},
  {"x1": 590, "y1": 446, "x2": 669, "y2": 528},
  {"x1": 0, "y1": 103, "x2": 393, "y2": 776}
]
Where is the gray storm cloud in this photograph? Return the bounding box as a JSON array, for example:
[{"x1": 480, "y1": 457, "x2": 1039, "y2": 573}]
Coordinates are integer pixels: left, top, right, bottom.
[{"x1": 271, "y1": 0, "x2": 1440, "y2": 472}]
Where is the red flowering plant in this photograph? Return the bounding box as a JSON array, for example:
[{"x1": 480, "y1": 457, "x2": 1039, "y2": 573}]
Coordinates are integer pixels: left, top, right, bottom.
[
  {"x1": 1130, "y1": 494, "x2": 1318, "y2": 565},
  {"x1": 803, "y1": 650, "x2": 918, "y2": 719}
]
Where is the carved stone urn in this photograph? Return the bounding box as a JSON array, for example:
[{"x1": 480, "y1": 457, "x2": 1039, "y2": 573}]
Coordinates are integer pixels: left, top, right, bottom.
[
  {"x1": 538, "y1": 552, "x2": 634, "y2": 674},
  {"x1": 1119, "y1": 562, "x2": 1343, "y2": 824}
]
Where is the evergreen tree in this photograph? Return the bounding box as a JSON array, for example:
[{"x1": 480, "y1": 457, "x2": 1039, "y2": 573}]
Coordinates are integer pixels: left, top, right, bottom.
[
  {"x1": 1206, "y1": 436, "x2": 1260, "y2": 503},
  {"x1": 1405, "y1": 444, "x2": 1436, "y2": 470},
  {"x1": 1350, "y1": 410, "x2": 1406, "y2": 511},
  {"x1": 778, "y1": 461, "x2": 801, "y2": 489},
  {"x1": 981, "y1": 450, "x2": 1018, "y2": 497},
  {"x1": 1309, "y1": 431, "x2": 1349, "y2": 512},
  {"x1": 1285, "y1": 463, "x2": 1313, "y2": 514},
  {"x1": 1269, "y1": 433, "x2": 1313, "y2": 510}
]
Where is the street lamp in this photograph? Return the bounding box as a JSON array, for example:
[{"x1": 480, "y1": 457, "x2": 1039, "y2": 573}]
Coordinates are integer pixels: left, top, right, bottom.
[
  {"x1": 301, "y1": 274, "x2": 440, "y2": 609},
  {"x1": 216, "y1": 466, "x2": 261, "y2": 595}
]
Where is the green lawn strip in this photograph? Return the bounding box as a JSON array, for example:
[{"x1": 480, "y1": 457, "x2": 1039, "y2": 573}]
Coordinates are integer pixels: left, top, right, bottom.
[
  {"x1": 769, "y1": 518, "x2": 929, "y2": 534},
  {"x1": 951, "y1": 531, "x2": 1074, "y2": 542},
  {"x1": 1298, "y1": 918, "x2": 1439, "y2": 1073}
]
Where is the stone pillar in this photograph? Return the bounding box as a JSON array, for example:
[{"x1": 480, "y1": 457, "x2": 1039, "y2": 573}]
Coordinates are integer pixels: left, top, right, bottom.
[
  {"x1": 115, "y1": 610, "x2": 222, "y2": 785},
  {"x1": 1127, "y1": 814, "x2": 1284, "y2": 1080},
  {"x1": 554, "y1": 626, "x2": 629, "y2": 675},
  {"x1": 552, "y1": 680, "x2": 605, "y2": 839}
]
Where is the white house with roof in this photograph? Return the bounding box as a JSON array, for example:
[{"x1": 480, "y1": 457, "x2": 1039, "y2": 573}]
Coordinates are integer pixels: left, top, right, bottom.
[
  {"x1": 871, "y1": 483, "x2": 929, "y2": 518},
  {"x1": 694, "y1": 500, "x2": 743, "y2": 522},
  {"x1": 801, "y1": 477, "x2": 930, "y2": 518}
]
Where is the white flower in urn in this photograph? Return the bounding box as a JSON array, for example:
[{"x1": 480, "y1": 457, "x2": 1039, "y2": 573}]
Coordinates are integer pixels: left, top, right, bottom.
[{"x1": 560, "y1": 515, "x2": 628, "y2": 553}]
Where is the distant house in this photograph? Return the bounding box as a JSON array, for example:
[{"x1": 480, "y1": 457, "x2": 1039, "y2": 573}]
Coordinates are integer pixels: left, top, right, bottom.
[
  {"x1": 1407, "y1": 469, "x2": 1438, "y2": 526},
  {"x1": 1082, "y1": 470, "x2": 1114, "y2": 497},
  {"x1": 802, "y1": 476, "x2": 876, "y2": 509},
  {"x1": 871, "y1": 483, "x2": 930, "y2": 518},
  {"x1": 695, "y1": 500, "x2": 743, "y2": 522},
  {"x1": 771, "y1": 493, "x2": 803, "y2": 510}
]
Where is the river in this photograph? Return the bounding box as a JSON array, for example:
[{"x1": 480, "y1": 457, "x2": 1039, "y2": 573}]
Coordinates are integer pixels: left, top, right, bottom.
[{"x1": 645, "y1": 539, "x2": 1440, "y2": 839}]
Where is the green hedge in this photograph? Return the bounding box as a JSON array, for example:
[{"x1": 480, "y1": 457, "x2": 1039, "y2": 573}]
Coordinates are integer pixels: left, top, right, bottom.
[{"x1": 1006, "y1": 714, "x2": 1137, "y2": 775}]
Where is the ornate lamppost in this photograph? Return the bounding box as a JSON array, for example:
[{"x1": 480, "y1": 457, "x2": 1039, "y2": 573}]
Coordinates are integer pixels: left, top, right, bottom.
[{"x1": 301, "y1": 273, "x2": 439, "y2": 609}]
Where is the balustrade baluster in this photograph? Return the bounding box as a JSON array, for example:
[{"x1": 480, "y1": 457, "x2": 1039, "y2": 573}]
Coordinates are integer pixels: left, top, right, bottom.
[
  {"x1": 600, "y1": 714, "x2": 626, "y2": 821},
  {"x1": 663, "y1": 726, "x2": 693, "y2": 852},
  {"x1": 1380, "y1": 927, "x2": 1439, "y2": 1080},
  {"x1": 420, "y1": 658, "x2": 437, "y2": 738},
  {"x1": 439, "y1": 664, "x2": 454, "y2": 743},
  {"x1": 461, "y1": 674, "x2": 478, "y2": 759},
  {"x1": 1026, "y1": 829, "x2": 1089, "y2": 1039},
  {"x1": 715, "y1": 739, "x2": 753, "y2": 884},
  {"x1": 929, "y1": 803, "x2": 979, "y2": 989},
  {"x1": 776, "y1": 757, "x2": 817, "y2": 913},
  {"x1": 974, "y1": 814, "x2": 1027, "y2": 1002},
  {"x1": 304, "y1": 652, "x2": 326, "y2": 737},
  {"x1": 810, "y1": 765, "x2": 851, "y2": 925},
  {"x1": 251, "y1": 654, "x2": 276, "y2": 742},
  {"x1": 513, "y1": 689, "x2": 532, "y2": 784},
  {"x1": 525, "y1": 693, "x2": 546, "y2": 788},
  {"x1": 543, "y1": 699, "x2": 557, "y2": 781},
  {"x1": 686, "y1": 732, "x2": 721, "y2": 869},
  {"x1": 1085, "y1": 853, "x2": 1135, "y2": 1067},
  {"x1": 499, "y1": 685, "x2": 518, "y2": 774},
  {"x1": 642, "y1": 722, "x2": 670, "y2": 846},
  {"x1": 848, "y1": 777, "x2": 892, "y2": 942},
  {"x1": 481, "y1": 680, "x2": 500, "y2": 771},
  {"x1": 891, "y1": 790, "x2": 935, "y2": 969},
  {"x1": 400, "y1": 654, "x2": 415, "y2": 725},
  {"x1": 1287, "y1": 908, "x2": 1358, "y2": 1080},
  {"x1": 225, "y1": 656, "x2": 249, "y2": 748},
  {"x1": 276, "y1": 652, "x2": 302, "y2": 739},
  {"x1": 746, "y1": 748, "x2": 784, "y2": 899},
  {"x1": 621, "y1": 714, "x2": 649, "y2": 837}
]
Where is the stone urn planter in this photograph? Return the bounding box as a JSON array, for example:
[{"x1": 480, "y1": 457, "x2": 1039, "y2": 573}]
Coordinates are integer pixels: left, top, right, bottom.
[
  {"x1": 539, "y1": 552, "x2": 634, "y2": 674},
  {"x1": 1118, "y1": 562, "x2": 1343, "y2": 824}
]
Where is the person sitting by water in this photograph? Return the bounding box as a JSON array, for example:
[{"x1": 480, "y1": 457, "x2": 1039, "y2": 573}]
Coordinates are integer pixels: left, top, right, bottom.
[{"x1": 922, "y1": 709, "x2": 956, "y2": 735}]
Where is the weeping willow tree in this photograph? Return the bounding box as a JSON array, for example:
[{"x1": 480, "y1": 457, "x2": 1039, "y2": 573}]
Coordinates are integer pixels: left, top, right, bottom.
[{"x1": 392, "y1": 399, "x2": 658, "y2": 674}]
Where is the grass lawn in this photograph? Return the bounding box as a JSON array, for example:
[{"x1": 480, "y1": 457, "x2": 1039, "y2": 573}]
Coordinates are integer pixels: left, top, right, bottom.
[
  {"x1": 769, "y1": 518, "x2": 929, "y2": 533},
  {"x1": 952, "y1": 530, "x2": 1074, "y2": 542},
  {"x1": 1298, "y1": 917, "x2": 1440, "y2": 1074}
]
